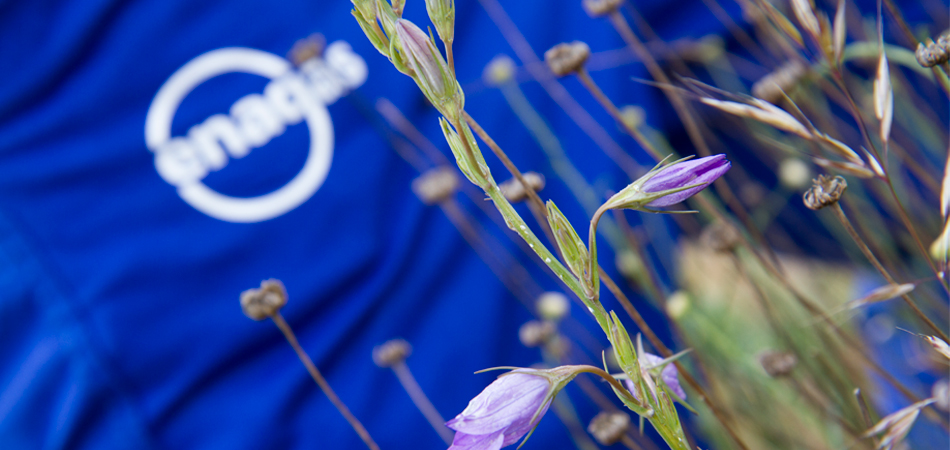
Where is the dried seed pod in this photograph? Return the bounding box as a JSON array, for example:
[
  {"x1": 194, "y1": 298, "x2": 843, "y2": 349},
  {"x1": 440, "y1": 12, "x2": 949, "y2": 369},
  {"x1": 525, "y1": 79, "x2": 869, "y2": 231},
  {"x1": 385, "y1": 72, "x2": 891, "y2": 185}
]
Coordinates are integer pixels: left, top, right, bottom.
[
  {"x1": 240, "y1": 279, "x2": 288, "y2": 320},
  {"x1": 582, "y1": 0, "x2": 624, "y2": 17},
  {"x1": 758, "y1": 350, "x2": 797, "y2": 377},
  {"x1": 751, "y1": 60, "x2": 807, "y2": 104},
  {"x1": 700, "y1": 219, "x2": 742, "y2": 253},
  {"x1": 587, "y1": 411, "x2": 631, "y2": 445},
  {"x1": 915, "y1": 34, "x2": 950, "y2": 68},
  {"x1": 803, "y1": 174, "x2": 847, "y2": 210},
  {"x1": 372, "y1": 338, "x2": 413, "y2": 367},
  {"x1": 499, "y1": 172, "x2": 545, "y2": 203},
  {"x1": 544, "y1": 41, "x2": 591, "y2": 77},
  {"x1": 411, "y1": 166, "x2": 459, "y2": 205},
  {"x1": 518, "y1": 320, "x2": 556, "y2": 347}
]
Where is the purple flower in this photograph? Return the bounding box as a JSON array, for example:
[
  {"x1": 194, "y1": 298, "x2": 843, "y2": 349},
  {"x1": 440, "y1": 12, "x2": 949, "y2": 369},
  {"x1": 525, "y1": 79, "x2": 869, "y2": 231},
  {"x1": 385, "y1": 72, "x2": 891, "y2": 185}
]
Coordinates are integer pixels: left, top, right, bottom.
[
  {"x1": 624, "y1": 353, "x2": 686, "y2": 401},
  {"x1": 446, "y1": 372, "x2": 553, "y2": 450},
  {"x1": 642, "y1": 154, "x2": 731, "y2": 207}
]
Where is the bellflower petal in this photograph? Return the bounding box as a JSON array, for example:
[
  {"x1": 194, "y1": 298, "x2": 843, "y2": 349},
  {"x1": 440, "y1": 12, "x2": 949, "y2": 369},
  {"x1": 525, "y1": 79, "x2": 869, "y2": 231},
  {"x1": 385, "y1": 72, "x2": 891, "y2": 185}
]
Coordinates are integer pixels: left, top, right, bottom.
[
  {"x1": 643, "y1": 154, "x2": 731, "y2": 207},
  {"x1": 624, "y1": 353, "x2": 686, "y2": 401},
  {"x1": 446, "y1": 372, "x2": 553, "y2": 450}
]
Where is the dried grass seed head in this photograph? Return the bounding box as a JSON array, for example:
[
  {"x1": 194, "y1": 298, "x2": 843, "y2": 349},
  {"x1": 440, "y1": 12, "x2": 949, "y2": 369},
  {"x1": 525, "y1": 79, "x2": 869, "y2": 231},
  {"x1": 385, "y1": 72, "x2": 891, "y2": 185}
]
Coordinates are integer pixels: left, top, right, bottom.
[
  {"x1": 499, "y1": 171, "x2": 545, "y2": 203},
  {"x1": 411, "y1": 166, "x2": 459, "y2": 204},
  {"x1": 372, "y1": 338, "x2": 413, "y2": 367},
  {"x1": 758, "y1": 350, "x2": 798, "y2": 377},
  {"x1": 751, "y1": 60, "x2": 807, "y2": 104},
  {"x1": 582, "y1": 0, "x2": 624, "y2": 17},
  {"x1": 240, "y1": 279, "x2": 288, "y2": 320},
  {"x1": 587, "y1": 411, "x2": 631, "y2": 445},
  {"x1": 803, "y1": 174, "x2": 847, "y2": 210},
  {"x1": 915, "y1": 34, "x2": 950, "y2": 68},
  {"x1": 544, "y1": 41, "x2": 590, "y2": 77}
]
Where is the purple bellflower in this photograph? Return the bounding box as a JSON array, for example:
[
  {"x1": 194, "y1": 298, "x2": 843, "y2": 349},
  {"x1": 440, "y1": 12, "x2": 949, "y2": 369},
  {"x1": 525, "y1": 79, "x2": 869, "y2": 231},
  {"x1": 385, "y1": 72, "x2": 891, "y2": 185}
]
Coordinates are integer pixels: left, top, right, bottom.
[
  {"x1": 446, "y1": 370, "x2": 562, "y2": 450},
  {"x1": 642, "y1": 154, "x2": 731, "y2": 207},
  {"x1": 603, "y1": 154, "x2": 731, "y2": 211},
  {"x1": 624, "y1": 353, "x2": 686, "y2": 401}
]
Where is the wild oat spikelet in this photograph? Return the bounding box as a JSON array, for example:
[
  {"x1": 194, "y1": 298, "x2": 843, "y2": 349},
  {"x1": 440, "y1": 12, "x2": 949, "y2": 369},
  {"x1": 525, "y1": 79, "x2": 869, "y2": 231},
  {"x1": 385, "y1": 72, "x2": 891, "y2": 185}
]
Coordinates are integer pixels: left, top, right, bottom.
[
  {"x1": 751, "y1": 60, "x2": 808, "y2": 104},
  {"x1": 864, "y1": 398, "x2": 935, "y2": 450}
]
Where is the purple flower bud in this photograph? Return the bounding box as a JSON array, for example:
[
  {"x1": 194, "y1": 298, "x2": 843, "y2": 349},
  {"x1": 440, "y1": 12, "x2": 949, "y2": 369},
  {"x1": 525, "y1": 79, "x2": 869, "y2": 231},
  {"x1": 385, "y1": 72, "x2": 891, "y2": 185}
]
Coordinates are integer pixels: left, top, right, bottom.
[
  {"x1": 446, "y1": 372, "x2": 553, "y2": 450},
  {"x1": 624, "y1": 353, "x2": 686, "y2": 401},
  {"x1": 394, "y1": 19, "x2": 448, "y2": 100},
  {"x1": 642, "y1": 154, "x2": 731, "y2": 207}
]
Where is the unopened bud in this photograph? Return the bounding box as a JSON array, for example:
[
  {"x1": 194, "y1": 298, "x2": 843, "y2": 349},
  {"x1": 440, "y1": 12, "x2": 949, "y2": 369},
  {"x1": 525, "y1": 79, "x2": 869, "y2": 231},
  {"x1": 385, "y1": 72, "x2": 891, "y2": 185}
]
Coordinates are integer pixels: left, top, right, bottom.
[
  {"x1": 393, "y1": 19, "x2": 456, "y2": 111},
  {"x1": 537, "y1": 292, "x2": 570, "y2": 322},
  {"x1": 582, "y1": 0, "x2": 624, "y2": 17},
  {"x1": 933, "y1": 379, "x2": 949, "y2": 412},
  {"x1": 544, "y1": 41, "x2": 590, "y2": 77},
  {"x1": 519, "y1": 320, "x2": 556, "y2": 347},
  {"x1": 425, "y1": 0, "x2": 455, "y2": 44},
  {"x1": 587, "y1": 411, "x2": 631, "y2": 445},
  {"x1": 758, "y1": 350, "x2": 797, "y2": 377},
  {"x1": 778, "y1": 158, "x2": 811, "y2": 189},
  {"x1": 499, "y1": 172, "x2": 545, "y2": 203},
  {"x1": 700, "y1": 219, "x2": 741, "y2": 253},
  {"x1": 373, "y1": 338, "x2": 413, "y2": 367},
  {"x1": 915, "y1": 34, "x2": 950, "y2": 68},
  {"x1": 412, "y1": 166, "x2": 459, "y2": 205},
  {"x1": 240, "y1": 279, "x2": 287, "y2": 320},
  {"x1": 288, "y1": 33, "x2": 326, "y2": 67},
  {"x1": 752, "y1": 60, "x2": 807, "y2": 104},
  {"x1": 803, "y1": 174, "x2": 846, "y2": 210},
  {"x1": 483, "y1": 55, "x2": 516, "y2": 86}
]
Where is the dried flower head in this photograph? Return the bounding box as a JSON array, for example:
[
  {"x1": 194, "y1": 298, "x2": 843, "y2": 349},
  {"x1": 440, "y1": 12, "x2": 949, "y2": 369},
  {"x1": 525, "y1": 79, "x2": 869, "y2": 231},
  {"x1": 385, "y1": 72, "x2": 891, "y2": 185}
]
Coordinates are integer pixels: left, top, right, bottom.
[
  {"x1": 758, "y1": 350, "x2": 798, "y2": 377},
  {"x1": 288, "y1": 33, "x2": 326, "y2": 66},
  {"x1": 499, "y1": 172, "x2": 545, "y2": 203},
  {"x1": 803, "y1": 174, "x2": 847, "y2": 210},
  {"x1": 411, "y1": 166, "x2": 459, "y2": 205},
  {"x1": 751, "y1": 60, "x2": 807, "y2": 104},
  {"x1": 700, "y1": 219, "x2": 742, "y2": 253},
  {"x1": 915, "y1": 34, "x2": 950, "y2": 68},
  {"x1": 587, "y1": 411, "x2": 631, "y2": 445},
  {"x1": 537, "y1": 292, "x2": 569, "y2": 322},
  {"x1": 240, "y1": 279, "x2": 288, "y2": 320},
  {"x1": 582, "y1": 0, "x2": 624, "y2": 17},
  {"x1": 544, "y1": 41, "x2": 590, "y2": 77},
  {"x1": 372, "y1": 338, "x2": 413, "y2": 367},
  {"x1": 518, "y1": 320, "x2": 556, "y2": 348}
]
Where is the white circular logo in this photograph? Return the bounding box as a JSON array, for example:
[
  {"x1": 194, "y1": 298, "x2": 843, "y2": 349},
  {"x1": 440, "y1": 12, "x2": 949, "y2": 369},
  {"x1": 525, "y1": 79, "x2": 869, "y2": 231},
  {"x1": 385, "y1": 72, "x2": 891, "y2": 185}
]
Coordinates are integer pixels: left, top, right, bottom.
[{"x1": 145, "y1": 47, "x2": 342, "y2": 222}]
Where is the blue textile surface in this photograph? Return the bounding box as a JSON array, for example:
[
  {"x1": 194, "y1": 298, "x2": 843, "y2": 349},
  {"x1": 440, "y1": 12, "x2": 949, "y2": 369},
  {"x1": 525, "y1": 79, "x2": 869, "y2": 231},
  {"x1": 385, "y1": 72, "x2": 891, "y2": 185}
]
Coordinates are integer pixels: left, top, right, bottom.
[{"x1": 0, "y1": 0, "x2": 775, "y2": 448}]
